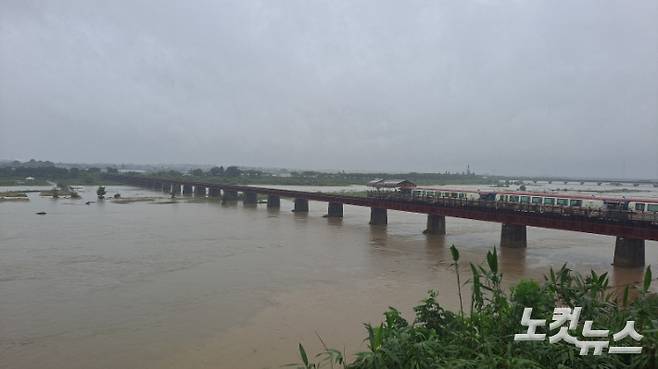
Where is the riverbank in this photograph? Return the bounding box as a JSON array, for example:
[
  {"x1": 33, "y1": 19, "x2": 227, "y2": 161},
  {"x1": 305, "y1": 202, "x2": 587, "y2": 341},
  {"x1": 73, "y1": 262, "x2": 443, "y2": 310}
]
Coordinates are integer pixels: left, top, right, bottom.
[{"x1": 0, "y1": 178, "x2": 50, "y2": 186}]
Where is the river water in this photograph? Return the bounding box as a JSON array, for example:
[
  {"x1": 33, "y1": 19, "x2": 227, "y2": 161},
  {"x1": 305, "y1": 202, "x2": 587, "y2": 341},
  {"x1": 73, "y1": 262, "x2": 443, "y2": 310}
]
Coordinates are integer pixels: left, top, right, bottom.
[{"x1": 0, "y1": 183, "x2": 656, "y2": 369}]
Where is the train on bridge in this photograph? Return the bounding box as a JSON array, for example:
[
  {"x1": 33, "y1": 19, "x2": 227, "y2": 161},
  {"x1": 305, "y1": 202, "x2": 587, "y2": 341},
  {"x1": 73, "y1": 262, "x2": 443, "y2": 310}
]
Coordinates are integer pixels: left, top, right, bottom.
[
  {"x1": 366, "y1": 179, "x2": 658, "y2": 223},
  {"x1": 112, "y1": 174, "x2": 657, "y2": 267}
]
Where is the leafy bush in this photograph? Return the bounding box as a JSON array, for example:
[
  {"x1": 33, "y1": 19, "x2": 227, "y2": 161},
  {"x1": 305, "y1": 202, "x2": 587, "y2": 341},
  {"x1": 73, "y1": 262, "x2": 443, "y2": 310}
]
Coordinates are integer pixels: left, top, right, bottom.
[{"x1": 290, "y1": 247, "x2": 657, "y2": 369}]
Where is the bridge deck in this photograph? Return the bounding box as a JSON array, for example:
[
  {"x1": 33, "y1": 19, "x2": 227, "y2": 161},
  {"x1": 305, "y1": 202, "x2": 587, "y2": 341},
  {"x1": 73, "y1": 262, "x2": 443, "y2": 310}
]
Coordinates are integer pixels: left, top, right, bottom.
[{"x1": 111, "y1": 175, "x2": 658, "y2": 242}]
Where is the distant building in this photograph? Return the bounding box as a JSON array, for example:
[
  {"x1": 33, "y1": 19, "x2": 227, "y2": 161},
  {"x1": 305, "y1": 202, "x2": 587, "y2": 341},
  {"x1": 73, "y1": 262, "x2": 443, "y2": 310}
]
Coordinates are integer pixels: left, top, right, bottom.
[
  {"x1": 25, "y1": 176, "x2": 35, "y2": 181},
  {"x1": 367, "y1": 178, "x2": 416, "y2": 190}
]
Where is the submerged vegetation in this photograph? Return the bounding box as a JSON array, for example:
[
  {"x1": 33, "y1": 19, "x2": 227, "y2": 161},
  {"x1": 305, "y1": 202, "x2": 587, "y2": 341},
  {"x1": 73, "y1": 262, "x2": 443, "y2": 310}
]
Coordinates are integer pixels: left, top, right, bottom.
[
  {"x1": 0, "y1": 191, "x2": 29, "y2": 201},
  {"x1": 39, "y1": 186, "x2": 80, "y2": 199},
  {"x1": 291, "y1": 246, "x2": 657, "y2": 369}
]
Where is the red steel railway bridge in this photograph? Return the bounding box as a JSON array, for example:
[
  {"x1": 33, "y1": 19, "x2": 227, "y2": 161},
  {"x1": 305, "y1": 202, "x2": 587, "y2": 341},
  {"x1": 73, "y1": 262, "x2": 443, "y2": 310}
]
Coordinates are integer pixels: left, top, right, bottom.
[{"x1": 108, "y1": 175, "x2": 657, "y2": 268}]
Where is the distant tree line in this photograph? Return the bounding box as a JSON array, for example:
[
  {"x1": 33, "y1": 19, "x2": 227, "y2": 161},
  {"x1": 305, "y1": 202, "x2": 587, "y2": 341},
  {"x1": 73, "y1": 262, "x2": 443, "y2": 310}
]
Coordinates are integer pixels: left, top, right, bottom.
[
  {"x1": 144, "y1": 165, "x2": 492, "y2": 186},
  {"x1": 151, "y1": 165, "x2": 244, "y2": 178},
  {"x1": 0, "y1": 160, "x2": 120, "y2": 184},
  {"x1": 2, "y1": 160, "x2": 493, "y2": 186}
]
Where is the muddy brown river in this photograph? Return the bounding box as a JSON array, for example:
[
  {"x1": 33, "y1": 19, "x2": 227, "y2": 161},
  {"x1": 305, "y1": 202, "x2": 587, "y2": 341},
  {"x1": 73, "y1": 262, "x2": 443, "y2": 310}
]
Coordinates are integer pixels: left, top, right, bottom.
[{"x1": 0, "y1": 184, "x2": 656, "y2": 369}]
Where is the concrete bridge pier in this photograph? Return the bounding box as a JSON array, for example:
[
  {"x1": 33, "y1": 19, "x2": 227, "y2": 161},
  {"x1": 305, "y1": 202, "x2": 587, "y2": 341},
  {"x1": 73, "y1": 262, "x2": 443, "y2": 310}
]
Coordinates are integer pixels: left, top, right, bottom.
[
  {"x1": 500, "y1": 224, "x2": 527, "y2": 248},
  {"x1": 222, "y1": 190, "x2": 238, "y2": 202},
  {"x1": 293, "y1": 198, "x2": 309, "y2": 212},
  {"x1": 325, "y1": 202, "x2": 343, "y2": 218},
  {"x1": 171, "y1": 184, "x2": 181, "y2": 195},
  {"x1": 182, "y1": 184, "x2": 193, "y2": 195},
  {"x1": 613, "y1": 237, "x2": 645, "y2": 267},
  {"x1": 208, "y1": 187, "x2": 220, "y2": 197},
  {"x1": 267, "y1": 195, "x2": 280, "y2": 208},
  {"x1": 243, "y1": 191, "x2": 258, "y2": 205},
  {"x1": 369, "y1": 208, "x2": 387, "y2": 225},
  {"x1": 162, "y1": 183, "x2": 170, "y2": 193},
  {"x1": 423, "y1": 214, "x2": 446, "y2": 235},
  {"x1": 195, "y1": 186, "x2": 206, "y2": 197}
]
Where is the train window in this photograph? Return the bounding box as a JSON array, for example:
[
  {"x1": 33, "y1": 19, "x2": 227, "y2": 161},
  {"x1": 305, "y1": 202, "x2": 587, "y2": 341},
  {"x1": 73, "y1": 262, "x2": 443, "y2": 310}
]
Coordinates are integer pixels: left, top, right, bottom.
[
  {"x1": 458, "y1": 193, "x2": 465, "y2": 199},
  {"x1": 647, "y1": 204, "x2": 658, "y2": 212},
  {"x1": 604, "y1": 201, "x2": 622, "y2": 210},
  {"x1": 520, "y1": 196, "x2": 530, "y2": 203},
  {"x1": 635, "y1": 203, "x2": 646, "y2": 211},
  {"x1": 570, "y1": 199, "x2": 582, "y2": 207},
  {"x1": 544, "y1": 198, "x2": 555, "y2": 205},
  {"x1": 499, "y1": 195, "x2": 507, "y2": 201},
  {"x1": 556, "y1": 198, "x2": 569, "y2": 206},
  {"x1": 451, "y1": 192, "x2": 458, "y2": 198},
  {"x1": 531, "y1": 197, "x2": 542, "y2": 204},
  {"x1": 509, "y1": 195, "x2": 519, "y2": 202}
]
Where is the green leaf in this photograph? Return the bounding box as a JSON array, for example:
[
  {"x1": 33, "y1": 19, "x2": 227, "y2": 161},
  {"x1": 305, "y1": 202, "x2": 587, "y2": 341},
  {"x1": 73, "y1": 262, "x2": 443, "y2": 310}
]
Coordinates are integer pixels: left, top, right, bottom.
[
  {"x1": 643, "y1": 265, "x2": 652, "y2": 293},
  {"x1": 487, "y1": 248, "x2": 498, "y2": 274},
  {"x1": 450, "y1": 244, "x2": 460, "y2": 263},
  {"x1": 299, "y1": 343, "x2": 309, "y2": 367}
]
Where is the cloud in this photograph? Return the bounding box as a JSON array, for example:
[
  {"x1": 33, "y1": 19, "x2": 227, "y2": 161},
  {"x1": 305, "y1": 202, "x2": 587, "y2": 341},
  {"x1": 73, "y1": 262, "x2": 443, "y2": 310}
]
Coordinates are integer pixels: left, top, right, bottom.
[{"x1": 1, "y1": 0, "x2": 656, "y2": 177}]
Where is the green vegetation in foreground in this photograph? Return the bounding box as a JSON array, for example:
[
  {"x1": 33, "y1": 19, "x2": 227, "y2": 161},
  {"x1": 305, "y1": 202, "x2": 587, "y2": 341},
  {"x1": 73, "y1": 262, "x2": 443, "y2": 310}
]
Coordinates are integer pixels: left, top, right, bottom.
[{"x1": 290, "y1": 246, "x2": 657, "y2": 369}]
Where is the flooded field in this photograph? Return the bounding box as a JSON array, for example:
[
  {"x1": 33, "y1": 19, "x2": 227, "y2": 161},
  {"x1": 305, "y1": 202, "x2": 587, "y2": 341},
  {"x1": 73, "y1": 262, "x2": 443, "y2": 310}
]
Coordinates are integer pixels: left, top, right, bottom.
[{"x1": 0, "y1": 183, "x2": 656, "y2": 369}]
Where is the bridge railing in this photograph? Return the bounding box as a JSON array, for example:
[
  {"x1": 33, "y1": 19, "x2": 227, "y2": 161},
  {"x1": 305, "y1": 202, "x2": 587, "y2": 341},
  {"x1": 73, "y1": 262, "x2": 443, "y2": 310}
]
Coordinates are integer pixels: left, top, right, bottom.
[
  {"x1": 366, "y1": 190, "x2": 658, "y2": 225},
  {"x1": 113, "y1": 175, "x2": 658, "y2": 226}
]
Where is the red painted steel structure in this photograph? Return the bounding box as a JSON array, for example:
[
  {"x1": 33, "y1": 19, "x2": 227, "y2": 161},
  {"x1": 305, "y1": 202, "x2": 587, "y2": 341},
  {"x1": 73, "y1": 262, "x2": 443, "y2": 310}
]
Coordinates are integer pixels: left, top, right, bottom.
[{"x1": 110, "y1": 175, "x2": 658, "y2": 242}]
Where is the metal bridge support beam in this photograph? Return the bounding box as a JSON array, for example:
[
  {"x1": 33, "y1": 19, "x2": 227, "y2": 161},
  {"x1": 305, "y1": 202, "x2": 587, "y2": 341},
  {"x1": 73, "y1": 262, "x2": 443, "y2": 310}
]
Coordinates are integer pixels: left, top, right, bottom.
[
  {"x1": 182, "y1": 184, "x2": 193, "y2": 195},
  {"x1": 267, "y1": 195, "x2": 280, "y2": 208},
  {"x1": 222, "y1": 190, "x2": 238, "y2": 202},
  {"x1": 423, "y1": 214, "x2": 446, "y2": 235},
  {"x1": 243, "y1": 191, "x2": 258, "y2": 204},
  {"x1": 293, "y1": 198, "x2": 309, "y2": 212},
  {"x1": 613, "y1": 237, "x2": 645, "y2": 267},
  {"x1": 325, "y1": 202, "x2": 343, "y2": 218},
  {"x1": 208, "y1": 187, "x2": 220, "y2": 197},
  {"x1": 500, "y1": 224, "x2": 527, "y2": 248},
  {"x1": 195, "y1": 186, "x2": 206, "y2": 197},
  {"x1": 369, "y1": 208, "x2": 387, "y2": 225}
]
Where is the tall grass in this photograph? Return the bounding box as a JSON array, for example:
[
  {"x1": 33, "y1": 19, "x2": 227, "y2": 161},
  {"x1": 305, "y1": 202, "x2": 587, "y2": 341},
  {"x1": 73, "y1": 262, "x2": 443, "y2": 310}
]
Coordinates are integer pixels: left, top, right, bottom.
[{"x1": 289, "y1": 246, "x2": 657, "y2": 369}]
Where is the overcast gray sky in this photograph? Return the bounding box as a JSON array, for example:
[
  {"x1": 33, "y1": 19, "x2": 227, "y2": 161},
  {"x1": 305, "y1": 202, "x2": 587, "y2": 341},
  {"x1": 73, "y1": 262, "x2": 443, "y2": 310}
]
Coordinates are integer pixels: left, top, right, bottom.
[{"x1": 1, "y1": 0, "x2": 656, "y2": 177}]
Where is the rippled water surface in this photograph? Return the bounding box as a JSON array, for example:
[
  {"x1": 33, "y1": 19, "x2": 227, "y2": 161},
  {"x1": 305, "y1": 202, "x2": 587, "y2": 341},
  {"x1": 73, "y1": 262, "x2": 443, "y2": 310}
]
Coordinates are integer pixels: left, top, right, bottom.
[{"x1": 0, "y1": 183, "x2": 656, "y2": 369}]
